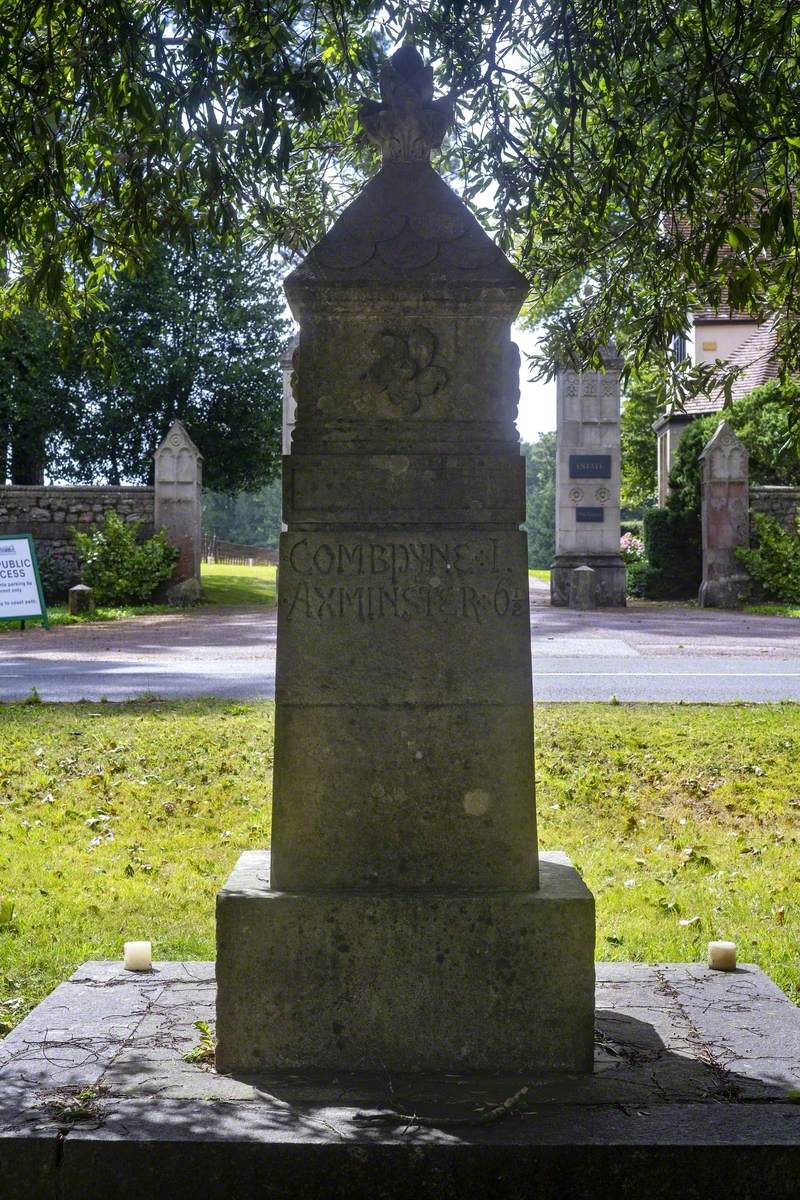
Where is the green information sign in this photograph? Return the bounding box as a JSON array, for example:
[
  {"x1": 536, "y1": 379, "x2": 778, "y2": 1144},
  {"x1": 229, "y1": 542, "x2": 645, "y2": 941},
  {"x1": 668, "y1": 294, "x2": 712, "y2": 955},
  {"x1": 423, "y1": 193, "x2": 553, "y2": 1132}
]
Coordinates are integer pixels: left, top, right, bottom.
[{"x1": 0, "y1": 535, "x2": 49, "y2": 629}]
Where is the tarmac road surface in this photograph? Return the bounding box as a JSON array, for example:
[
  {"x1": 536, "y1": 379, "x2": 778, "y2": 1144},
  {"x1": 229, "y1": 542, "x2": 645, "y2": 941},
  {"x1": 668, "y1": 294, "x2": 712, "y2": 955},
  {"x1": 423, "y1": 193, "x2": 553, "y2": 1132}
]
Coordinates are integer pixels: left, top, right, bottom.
[{"x1": 3, "y1": 583, "x2": 800, "y2": 703}]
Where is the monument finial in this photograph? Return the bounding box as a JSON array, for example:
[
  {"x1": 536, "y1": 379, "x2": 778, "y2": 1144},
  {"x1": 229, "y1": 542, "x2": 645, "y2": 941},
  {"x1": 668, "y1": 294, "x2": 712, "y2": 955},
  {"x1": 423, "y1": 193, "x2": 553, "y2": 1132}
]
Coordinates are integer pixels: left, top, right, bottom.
[{"x1": 358, "y1": 45, "x2": 453, "y2": 163}]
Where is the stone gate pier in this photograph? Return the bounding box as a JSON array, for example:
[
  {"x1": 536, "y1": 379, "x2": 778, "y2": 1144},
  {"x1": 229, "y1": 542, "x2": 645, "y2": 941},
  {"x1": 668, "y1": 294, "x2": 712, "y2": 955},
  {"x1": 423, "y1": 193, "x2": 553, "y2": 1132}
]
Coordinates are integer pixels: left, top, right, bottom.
[
  {"x1": 550, "y1": 354, "x2": 626, "y2": 606},
  {"x1": 215, "y1": 46, "x2": 595, "y2": 1075}
]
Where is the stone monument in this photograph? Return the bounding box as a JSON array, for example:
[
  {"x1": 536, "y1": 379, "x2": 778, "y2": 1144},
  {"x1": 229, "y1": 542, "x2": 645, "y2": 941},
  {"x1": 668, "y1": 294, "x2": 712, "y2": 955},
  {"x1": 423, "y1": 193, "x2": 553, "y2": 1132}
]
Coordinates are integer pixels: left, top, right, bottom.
[
  {"x1": 550, "y1": 354, "x2": 626, "y2": 606},
  {"x1": 698, "y1": 420, "x2": 750, "y2": 608},
  {"x1": 153, "y1": 419, "x2": 203, "y2": 592},
  {"x1": 216, "y1": 46, "x2": 595, "y2": 1075}
]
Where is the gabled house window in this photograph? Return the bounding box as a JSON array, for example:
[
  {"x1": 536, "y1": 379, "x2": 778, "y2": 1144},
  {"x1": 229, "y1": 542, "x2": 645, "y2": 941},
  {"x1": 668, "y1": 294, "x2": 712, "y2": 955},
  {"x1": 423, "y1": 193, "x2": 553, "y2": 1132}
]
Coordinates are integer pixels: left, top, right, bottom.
[{"x1": 672, "y1": 332, "x2": 689, "y2": 363}]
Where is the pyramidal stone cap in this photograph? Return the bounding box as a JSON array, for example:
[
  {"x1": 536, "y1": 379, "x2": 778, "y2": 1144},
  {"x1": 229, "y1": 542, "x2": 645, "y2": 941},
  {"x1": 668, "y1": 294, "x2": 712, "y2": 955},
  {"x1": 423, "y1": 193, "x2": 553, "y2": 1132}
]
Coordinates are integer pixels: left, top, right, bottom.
[{"x1": 284, "y1": 45, "x2": 528, "y2": 306}]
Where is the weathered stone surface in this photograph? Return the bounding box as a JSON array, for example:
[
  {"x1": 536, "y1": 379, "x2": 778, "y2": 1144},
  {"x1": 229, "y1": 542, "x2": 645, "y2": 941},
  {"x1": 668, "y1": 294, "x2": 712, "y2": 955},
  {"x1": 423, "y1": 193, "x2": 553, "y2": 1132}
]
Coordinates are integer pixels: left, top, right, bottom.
[
  {"x1": 3, "y1": 961, "x2": 800, "y2": 1198},
  {"x1": 0, "y1": 486, "x2": 154, "y2": 582},
  {"x1": 216, "y1": 851, "x2": 594, "y2": 1072},
  {"x1": 551, "y1": 354, "x2": 626, "y2": 607},
  {"x1": 750, "y1": 484, "x2": 800, "y2": 533},
  {"x1": 699, "y1": 421, "x2": 750, "y2": 608},
  {"x1": 569, "y1": 565, "x2": 596, "y2": 611},
  {"x1": 154, "y1": 420, "x2": 203, "y2": 589},
  {"x1": 216, "y1": 45, "x2": 590, "y2": 1077},
  {"x1": 166, "y1": 577, "x2": 202, "y2": 607},
  {"x1": 67, "y1": 584, "x2": 94, "y2": 615}
]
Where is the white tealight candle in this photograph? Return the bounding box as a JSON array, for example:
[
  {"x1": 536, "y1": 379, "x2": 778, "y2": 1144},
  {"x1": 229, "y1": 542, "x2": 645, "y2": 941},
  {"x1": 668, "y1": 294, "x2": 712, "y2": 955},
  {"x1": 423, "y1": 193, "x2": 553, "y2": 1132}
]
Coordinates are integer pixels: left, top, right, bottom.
[
  {"x1": 123, "y1": 940, "x2": 152, "y2": 972},
  {"x1": 707, "y1": 940, "x2": 737, "y2": 971}
]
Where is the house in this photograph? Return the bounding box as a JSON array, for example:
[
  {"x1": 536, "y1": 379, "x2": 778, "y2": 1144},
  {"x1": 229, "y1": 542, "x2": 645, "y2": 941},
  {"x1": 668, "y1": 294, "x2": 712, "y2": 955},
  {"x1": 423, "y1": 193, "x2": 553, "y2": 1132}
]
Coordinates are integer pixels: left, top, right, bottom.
[{"x1": 653, "y1": 303, "x2": 779, "y2": 505}]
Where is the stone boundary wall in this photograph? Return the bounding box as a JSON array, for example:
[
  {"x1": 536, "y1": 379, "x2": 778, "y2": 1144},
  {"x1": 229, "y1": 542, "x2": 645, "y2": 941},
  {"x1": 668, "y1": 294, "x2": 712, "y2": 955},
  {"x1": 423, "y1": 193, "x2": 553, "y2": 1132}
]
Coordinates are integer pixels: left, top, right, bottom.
[
  {"x1": 0, "y1": 485, "x2": 155, "y2": 578},
  {"x1": 749, "y1": 486, "x2": 800, "y2": 535}
]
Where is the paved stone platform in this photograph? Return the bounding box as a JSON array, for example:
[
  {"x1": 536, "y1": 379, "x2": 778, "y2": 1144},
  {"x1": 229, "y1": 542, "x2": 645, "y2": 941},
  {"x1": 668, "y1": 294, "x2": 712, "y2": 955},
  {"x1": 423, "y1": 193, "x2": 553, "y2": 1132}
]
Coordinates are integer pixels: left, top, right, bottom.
[{"x1": 1, "y1": 961, "x2": 799, "y2": 1198}]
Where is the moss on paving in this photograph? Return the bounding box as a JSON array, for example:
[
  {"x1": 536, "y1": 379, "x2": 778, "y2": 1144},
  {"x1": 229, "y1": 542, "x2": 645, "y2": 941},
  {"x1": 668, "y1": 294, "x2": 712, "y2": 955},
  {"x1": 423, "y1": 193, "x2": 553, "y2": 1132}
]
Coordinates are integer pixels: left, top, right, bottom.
[{"x1": 1, "y1": 700, "x2": 798, "y2": 1040}]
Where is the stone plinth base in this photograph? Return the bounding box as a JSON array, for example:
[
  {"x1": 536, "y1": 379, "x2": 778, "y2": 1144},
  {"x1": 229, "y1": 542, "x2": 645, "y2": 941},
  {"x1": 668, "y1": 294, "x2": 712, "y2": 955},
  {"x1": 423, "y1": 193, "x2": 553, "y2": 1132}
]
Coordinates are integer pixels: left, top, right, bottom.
[
  {"x1": 3, "y1": 962, "x2": 800, "y2": 1200},
  {"x1": 215, "y1": 851, "x2": 595, "y2": 1075},
  {"x1": 699, "y1": 573, "x2": 750, "y2": 609},
  {"x1": 550, "y1": 554, "x2": 627, "y2": 607}
]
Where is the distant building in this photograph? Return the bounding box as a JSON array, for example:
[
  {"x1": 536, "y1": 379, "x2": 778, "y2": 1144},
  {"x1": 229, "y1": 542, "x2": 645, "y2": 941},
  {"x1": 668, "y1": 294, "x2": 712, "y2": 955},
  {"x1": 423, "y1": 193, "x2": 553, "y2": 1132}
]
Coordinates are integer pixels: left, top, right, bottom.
[
  {"x1": 281, "y1": 335, "x2": 299, "y2": 456},
  {"x1": 653, "y1": 304, "x2": 778, "y2": 505}
]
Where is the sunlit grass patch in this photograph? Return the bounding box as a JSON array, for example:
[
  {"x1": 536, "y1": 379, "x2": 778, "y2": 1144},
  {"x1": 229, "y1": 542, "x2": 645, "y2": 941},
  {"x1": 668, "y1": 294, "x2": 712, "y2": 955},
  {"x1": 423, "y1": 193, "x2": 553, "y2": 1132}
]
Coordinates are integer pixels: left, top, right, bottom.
[
  {"x1": 1, "y1": 700, "x2": 798, "y2": 1040},
  {"x1": 199, "y1": 561, "x2": 277, "y2": 606}
]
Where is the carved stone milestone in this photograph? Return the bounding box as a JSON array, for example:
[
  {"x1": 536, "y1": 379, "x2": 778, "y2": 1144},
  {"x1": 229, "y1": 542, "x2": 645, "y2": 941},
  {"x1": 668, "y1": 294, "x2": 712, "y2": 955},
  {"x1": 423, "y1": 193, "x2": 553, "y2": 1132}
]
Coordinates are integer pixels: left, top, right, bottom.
[
  {"x1": 153, "y1": 419, "x2": 202, "y2": 590},
  {"x1": 215, "y1": 46, "x2": 595, "y2": 1075},
  {"x1": 698, "y1": 420, "x2": 750, "y2": 608},
  {"x1": 551, "y1": 353, "x2": 627, "y2": 607}
]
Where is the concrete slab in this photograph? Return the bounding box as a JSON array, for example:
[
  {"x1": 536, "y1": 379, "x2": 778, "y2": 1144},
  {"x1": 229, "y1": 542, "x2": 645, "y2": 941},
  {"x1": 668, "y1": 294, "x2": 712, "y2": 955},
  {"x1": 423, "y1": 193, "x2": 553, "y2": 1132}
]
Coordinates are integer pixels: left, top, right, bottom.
[{"x1": 2, "y1": 960, "x2": 799, "y2": 1198}]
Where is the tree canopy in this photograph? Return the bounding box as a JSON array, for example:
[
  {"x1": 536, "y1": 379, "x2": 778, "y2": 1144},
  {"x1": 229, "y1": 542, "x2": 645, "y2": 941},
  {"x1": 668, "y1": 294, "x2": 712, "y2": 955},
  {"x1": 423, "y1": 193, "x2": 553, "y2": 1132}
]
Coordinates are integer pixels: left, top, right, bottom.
[
  {"x1": 620, "y1": 371, "x2": 662, "y2": 508},
  {"x1": 667, "y1": 379, "x2": 800, "y2": 517},
  {"x1": 1, "y1": 2, "x2": 799, "y2": 396},
  {"x1": 1, "y1": 237, "x2": 289, "y2": 489},
  {"x1": 523, "y1": 431, "x2": 556, "y2": 569}
]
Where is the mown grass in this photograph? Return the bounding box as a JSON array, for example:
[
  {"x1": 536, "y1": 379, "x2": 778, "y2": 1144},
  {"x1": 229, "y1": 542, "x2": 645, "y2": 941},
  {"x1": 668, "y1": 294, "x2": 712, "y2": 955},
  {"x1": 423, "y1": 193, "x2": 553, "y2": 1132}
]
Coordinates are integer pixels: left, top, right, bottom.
[
  {"x1": 198, "y1": 562, "x2": 277, "y2": 606},
  {"x1": 745, "y1": 604, "x2": 800, "y2": 619},
  {"x1": 9, "y1": 603, "x2": 175, "y2": 630},
  {"x1": 528, "y1": 569, "x2": 551, "y2": 582},
  {"x1": 0, "y1": 562, "x2": 278, "y2": 634},
  {"x1": 1, "y1": 700, "x2": 798, "y2": 1040}
]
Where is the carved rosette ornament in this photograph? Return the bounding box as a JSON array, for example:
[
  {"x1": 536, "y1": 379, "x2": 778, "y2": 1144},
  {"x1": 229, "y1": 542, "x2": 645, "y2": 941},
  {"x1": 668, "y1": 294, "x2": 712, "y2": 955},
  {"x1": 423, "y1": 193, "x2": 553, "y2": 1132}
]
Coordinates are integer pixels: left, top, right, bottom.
[
  {"x1": 363, "y1": 325, "x2": 447, "y2": 415},
  {"x1": 358, "y1": 45, "x2": 453, "y2": 163}
]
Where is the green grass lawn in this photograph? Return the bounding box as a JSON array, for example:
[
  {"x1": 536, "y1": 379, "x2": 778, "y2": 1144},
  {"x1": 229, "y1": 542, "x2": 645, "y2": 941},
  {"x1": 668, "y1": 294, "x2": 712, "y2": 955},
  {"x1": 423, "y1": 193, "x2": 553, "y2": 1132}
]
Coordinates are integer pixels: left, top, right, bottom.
[
  {"x1": 1, "y1": 700, "x2": 798, "y2": 1040},
  {"x1": 198, "y1": 561, "x2": 277, "y2": 606},
  {"x1": 745, "y1": 604, "x2": 800, "y2": 618},
  {"x1": 529, "y1": 569, "x2": 550, "y2": 582},
  {"x1": 0, "y1": 563, "x2": 278, "y2": 632},
  {"x1": 8, "y1": 602, "x2": 175, "y2": 630}
]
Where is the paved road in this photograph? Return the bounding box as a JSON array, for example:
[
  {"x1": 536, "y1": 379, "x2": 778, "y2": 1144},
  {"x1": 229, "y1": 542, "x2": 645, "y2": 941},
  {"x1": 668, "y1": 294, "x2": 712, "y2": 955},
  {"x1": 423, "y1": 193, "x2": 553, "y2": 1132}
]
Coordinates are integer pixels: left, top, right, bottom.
[
  {"x1": 528, "y1": 576, "x2": 800, "y2": 699},
  {"x1": 3, "y1": 586, "x2": 800, "y2": 702}
]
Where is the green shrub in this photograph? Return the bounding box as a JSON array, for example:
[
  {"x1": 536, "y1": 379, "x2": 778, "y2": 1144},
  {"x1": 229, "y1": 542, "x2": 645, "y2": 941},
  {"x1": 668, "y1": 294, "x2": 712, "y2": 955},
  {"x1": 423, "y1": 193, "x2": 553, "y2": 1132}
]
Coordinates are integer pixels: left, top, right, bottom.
[
  {"x1": 641, "y1": 507, "x2": 701, "y2": 599},
  {"x1": 667, "y1": 414, "x2": 719, "y2": 517},
  {"x1": 36, "y1": 547, "x2": 79, "y2": 603},
  {"x1": 626, "y1": 559, "x2": 650, "y2": 597},
  {"x1": 621, "y1": 519, "x2": 643, "y2": 538},
  {"x1": 72, "y1": 512, "x2": 178, "y2": 606},
  {"x1": 667, "y1": 380, "x2": 800, "y2": 522},
  {"x1": 737, "y1": 513, "x2": 800, "y2": 603}
]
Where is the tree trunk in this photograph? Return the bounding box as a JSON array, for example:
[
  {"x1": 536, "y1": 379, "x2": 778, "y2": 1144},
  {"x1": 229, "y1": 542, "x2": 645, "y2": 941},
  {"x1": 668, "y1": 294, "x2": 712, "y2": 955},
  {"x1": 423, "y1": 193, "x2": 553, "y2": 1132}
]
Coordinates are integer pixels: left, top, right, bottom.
[{"x1": 11, "y1": 438, "x2": 45, "y2": 484}]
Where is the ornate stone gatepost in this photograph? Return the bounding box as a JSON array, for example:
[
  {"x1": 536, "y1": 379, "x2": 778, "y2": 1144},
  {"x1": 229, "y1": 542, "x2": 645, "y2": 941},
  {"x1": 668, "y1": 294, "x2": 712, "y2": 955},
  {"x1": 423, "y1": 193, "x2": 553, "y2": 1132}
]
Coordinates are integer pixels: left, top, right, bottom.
[
  {"x1": 153, "y1": 419, "x2": 203, "y2": 592},
  {"x1": 550, "y1": 354, "x2": 626, "y2": 606},
  {"x1": 216, "y1": 47, "x2": 595, "y2": 1075},
  {"x1": 698, "y1": 420, "x2": 750, "y2": 608}
]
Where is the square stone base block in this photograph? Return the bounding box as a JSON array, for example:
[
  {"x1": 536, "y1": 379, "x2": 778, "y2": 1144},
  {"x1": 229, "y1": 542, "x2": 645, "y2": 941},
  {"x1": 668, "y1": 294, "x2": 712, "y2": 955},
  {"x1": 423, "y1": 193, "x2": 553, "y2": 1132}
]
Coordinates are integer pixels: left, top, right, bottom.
[
  {"x1": 215, "y1": 850, "x2": 595, "y2": 1075},
  {"x1": 3, "y1": 961, "x2": 800, "y2": 1200},
  {"x1": 550, "y1": 555, "x2": 627, "y2": 607}
]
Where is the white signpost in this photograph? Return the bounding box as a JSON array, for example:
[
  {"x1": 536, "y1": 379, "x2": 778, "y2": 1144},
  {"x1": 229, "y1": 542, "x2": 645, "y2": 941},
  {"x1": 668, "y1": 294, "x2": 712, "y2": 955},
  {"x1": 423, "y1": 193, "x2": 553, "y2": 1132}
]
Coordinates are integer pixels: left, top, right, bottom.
[{"x1": 0, "y1": 535, "x2": 48, "y2": 629}]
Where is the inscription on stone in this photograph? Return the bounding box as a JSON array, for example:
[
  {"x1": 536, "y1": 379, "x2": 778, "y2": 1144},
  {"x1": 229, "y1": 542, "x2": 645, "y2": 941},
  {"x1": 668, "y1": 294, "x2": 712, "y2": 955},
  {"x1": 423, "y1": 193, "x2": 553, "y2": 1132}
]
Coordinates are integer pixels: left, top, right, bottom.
[
  {"x1": 575, "y1": 507, "x2": 605, "y2": 523},
  {"x1": 281, "y1": 537, "x2": 525, "y2": 624},
  {"x1": 569, "y1": 454, "x2": 612, "y2": 479}
]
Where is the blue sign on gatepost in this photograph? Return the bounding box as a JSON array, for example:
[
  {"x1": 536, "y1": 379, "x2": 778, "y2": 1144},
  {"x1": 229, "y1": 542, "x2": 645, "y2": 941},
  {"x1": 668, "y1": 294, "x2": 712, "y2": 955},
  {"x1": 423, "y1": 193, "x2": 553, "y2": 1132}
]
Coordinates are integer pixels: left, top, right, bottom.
[
  {"x1": 569, "y1": 454, "x2": 612, "y2": 479},
  {"x1": 576, "y1": 507, "x2": 605, "y2": 523}
]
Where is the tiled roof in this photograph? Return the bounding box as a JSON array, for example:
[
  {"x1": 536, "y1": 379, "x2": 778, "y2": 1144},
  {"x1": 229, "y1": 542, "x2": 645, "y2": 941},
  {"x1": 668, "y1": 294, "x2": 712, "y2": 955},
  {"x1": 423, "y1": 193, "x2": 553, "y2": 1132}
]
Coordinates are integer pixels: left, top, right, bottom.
[
  {"x1": 692, "y1": 299, "x2": 755, "y2": 323},
  {"x1": 682, "y1": 321, "x2": 779, "y2": 413}
]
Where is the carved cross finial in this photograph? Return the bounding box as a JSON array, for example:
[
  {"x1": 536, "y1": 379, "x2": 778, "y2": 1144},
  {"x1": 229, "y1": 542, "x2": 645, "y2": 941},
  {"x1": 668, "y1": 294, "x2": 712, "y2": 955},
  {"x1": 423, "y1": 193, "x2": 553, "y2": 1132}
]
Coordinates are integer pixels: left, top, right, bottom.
[{"x1": 358, "y1": 45, "x2": 453, "y2": 163}]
